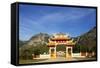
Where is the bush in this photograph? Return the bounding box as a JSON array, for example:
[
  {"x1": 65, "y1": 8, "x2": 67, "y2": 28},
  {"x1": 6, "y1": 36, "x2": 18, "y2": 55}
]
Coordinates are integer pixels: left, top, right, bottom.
[
  {"x1": 20, "y1": 49, "x2": 33, "y2": 60},
  {"x1": 33, "y1": 48, "x2": 41, "y2": 55},
  {"x1": 80, "y1": 45, "x2": 88, "y2": 52},
  {"x1": 73, "y1": 45, "x2": 80, "y2": 53}
]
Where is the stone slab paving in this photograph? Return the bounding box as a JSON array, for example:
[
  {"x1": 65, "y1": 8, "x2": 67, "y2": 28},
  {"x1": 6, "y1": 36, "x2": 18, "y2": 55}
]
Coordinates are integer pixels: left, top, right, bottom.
[{"x1": 31, "y1": 57, "x2": 96, "y2": 63}]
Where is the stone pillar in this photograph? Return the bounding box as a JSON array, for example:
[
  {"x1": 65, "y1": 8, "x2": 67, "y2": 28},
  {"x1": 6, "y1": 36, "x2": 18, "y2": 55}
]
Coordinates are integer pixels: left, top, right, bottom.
[
  {"x1": 52, "y1": 47, "x2": 56, "y2": 59},
  {"x1": 66, "y1": 46, "x2": 72, "y2": 59},
  {"x1": 54, "y1": 46, "x2": 56, "y2": 58},
  {"x1": 66, "y1": 46, "x2": 68, "y2": 58},
  {"x1": 49, "y1": 47, "x2": 56, "y2": 59},
  {"x1": 49, "y1": 47, "x2": 51, "y2": 56}
]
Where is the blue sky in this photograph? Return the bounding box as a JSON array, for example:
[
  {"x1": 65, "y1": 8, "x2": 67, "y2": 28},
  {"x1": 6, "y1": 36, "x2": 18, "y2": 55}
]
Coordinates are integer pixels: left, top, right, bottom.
[{"x1": 19, "y1": 4, "x2": 96, "y2": 41}]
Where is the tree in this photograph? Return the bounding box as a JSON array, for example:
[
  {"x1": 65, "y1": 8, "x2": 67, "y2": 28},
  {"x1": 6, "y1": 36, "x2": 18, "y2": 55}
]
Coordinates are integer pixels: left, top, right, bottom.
[
  {"x1": 33, "y1": 48, "x2": 41, "y2": 58},
  {"x1": 73, "y1": 45, "x2": 80, "y2": 53},
  {"x1": 80, "y1": 45, "x2": 88, "y2": 52},
  {"x1": 21, "y1": 49, "x2": 32, "y2": 60}
]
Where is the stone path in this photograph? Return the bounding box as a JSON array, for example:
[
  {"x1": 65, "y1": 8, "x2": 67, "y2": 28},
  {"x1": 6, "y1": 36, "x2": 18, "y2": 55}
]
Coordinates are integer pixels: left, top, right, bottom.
[{"x1": 31, "y1": 57, "x2": 96, "y2": 63}]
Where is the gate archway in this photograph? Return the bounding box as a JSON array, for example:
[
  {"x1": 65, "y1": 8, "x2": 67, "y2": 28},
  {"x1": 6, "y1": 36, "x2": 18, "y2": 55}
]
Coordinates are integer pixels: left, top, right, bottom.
[{"x1": 47, "y1": 33, "x2": 76, "y2": 59}]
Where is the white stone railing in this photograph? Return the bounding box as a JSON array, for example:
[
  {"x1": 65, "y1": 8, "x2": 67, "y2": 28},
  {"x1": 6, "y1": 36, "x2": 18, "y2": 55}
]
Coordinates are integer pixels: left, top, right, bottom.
[
  {"x1": 72, "y1": 53, "x2": 85, "y2": 58},
  {"x1": 40, "y1": 54, "x2": 50, "y2": 59}
]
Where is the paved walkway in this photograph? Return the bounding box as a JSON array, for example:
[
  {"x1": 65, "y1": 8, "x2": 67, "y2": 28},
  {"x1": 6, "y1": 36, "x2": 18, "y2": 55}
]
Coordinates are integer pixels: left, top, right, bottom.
[{"x1": 32, "y1": 57, "x2": 96, "y2": 63}]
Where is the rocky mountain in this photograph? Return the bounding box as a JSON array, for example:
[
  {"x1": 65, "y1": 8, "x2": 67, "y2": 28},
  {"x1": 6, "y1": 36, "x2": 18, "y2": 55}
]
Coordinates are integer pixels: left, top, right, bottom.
[
  {"x1": 19, "y1": 33, "x2": 50, "y2": 55},
  {"x1": 76, "y1": 26, "x2": 97, "y2": 52},
  {"x1": 27, "y1": 33, "x2": 50, "y2": 46},
  {"x1": 19, "y1": 40, "x2": 28, "y2": 47},
  {"x1": 19, "y1": 33, "x2": 50, "y2": 47}
]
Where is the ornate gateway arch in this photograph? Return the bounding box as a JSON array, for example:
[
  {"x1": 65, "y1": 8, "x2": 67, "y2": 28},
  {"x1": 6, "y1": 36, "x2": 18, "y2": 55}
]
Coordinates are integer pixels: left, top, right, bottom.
[{"x1": 47, "y1": 33, "x2": 76, "y2": 59}]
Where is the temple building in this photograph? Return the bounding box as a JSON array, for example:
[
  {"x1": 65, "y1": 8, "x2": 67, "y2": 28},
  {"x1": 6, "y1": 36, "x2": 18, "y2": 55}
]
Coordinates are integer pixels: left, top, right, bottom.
[{"x1": 47, "y1": 33, "x2": 76, "y2": 59}]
